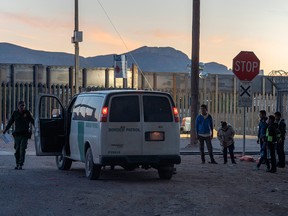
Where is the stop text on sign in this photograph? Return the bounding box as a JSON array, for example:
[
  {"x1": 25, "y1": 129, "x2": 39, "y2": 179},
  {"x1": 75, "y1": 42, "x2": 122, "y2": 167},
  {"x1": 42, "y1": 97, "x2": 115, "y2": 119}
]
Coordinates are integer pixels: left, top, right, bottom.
[
  {"x1": 232, "y1": 51, "x2": 260, "y2": 81},
  {"x1": 234, "y1": 61, "x2": 259, "y2": 73}
]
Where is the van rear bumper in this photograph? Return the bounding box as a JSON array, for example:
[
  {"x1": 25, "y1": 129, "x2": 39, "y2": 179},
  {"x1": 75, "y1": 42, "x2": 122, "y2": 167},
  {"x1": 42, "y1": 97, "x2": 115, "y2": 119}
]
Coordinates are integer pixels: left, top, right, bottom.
[{"x1": 101, "y1": 155, "x2": 181, "y2": 166}]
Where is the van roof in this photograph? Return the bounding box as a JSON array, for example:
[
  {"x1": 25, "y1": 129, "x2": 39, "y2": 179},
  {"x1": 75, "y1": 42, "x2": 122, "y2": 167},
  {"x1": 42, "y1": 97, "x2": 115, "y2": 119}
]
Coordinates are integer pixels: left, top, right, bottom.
[{"x1": 79, "y1": 89, "x2": 171, "y2": 96}]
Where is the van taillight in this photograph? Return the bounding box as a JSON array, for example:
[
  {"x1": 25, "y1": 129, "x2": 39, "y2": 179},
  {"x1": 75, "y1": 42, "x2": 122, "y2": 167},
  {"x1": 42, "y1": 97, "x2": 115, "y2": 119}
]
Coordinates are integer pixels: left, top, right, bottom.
[
  {"x1": 173, "y1": 107, "x2": 179, "y2": 122},
  {"x1": 101, "y1": 107, "x2": 108, "y2": 122}
]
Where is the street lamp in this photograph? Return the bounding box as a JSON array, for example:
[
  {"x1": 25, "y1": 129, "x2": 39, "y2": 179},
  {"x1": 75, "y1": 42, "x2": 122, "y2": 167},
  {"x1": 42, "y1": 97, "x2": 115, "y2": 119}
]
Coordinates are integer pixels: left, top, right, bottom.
[
  {"x1": 198, "y1": 64, "x2": 209, "y2": 105},
  {"x1": 199, "y1": 63, "x2": 208, "y2": 79},
  {"x1": 187, "y1": 62, "x2": 205, "y2": 77}
]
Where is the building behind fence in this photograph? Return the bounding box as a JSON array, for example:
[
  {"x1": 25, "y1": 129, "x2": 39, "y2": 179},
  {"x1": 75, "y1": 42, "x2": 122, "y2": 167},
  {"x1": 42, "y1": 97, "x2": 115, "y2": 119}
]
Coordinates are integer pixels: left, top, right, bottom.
[{"x1": 1, "y1": 63, "x2": 287, "y2": 135}]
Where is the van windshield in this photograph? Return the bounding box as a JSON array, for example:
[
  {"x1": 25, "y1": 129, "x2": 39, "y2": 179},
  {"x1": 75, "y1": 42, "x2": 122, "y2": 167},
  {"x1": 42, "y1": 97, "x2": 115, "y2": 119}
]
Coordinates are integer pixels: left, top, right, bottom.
[{"x1": 143, "y1": 96, "x2": 173, "y2": 122}]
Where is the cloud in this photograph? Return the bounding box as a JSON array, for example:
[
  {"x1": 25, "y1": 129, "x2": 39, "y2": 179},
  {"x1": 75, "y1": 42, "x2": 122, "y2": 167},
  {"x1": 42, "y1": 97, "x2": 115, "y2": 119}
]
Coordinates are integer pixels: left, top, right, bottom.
[
  {"x1": 84, "y1": 29, "x2": 142, "y2": 52},
  {"x1": 1, "y1": 12, "x2": 71, "y2": 29},
  {"x1": 134, "y1": 29, "x2": 187, "y2": 40}
]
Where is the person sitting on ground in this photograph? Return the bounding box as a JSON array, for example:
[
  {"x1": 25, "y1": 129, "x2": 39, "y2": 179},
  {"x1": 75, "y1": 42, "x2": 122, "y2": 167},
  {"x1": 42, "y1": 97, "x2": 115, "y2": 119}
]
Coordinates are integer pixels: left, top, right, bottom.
[{"x1": 217, "y1": 121, "x2": 236, "y2": 164}]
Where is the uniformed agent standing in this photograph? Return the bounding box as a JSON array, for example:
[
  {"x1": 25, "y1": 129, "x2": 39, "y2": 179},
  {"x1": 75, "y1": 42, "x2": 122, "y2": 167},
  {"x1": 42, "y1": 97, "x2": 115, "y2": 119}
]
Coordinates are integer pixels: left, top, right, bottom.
[
  {"x1": 274, "y1": 111, "x2": 286, "y2": 168},
  {"x1": 3, "y1": 101, "x2": 34, "y2": 170},
  {"x1": 265, "y1": 115, "x2": 278, "y2": 173}
]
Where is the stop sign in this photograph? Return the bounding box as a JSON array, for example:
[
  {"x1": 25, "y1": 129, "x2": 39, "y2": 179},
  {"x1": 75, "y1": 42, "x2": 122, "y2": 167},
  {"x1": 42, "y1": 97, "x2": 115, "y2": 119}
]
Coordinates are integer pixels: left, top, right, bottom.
[{"x1": 232, "y1": 51, "x2": 260, "y2": 81}]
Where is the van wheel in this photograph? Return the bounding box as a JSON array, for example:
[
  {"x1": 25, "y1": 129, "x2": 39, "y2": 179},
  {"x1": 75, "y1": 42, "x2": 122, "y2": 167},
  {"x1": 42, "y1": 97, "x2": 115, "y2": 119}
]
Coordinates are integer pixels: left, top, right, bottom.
[
  {"x1": 157, "y1": 165, "x2": 174, "y2": 180},
  {"x1": 85, "y1": 148, "x2": 101, "y2": 180},
  {"x1": 56, "y1": 154, "x2": 72, "y2": 170}
]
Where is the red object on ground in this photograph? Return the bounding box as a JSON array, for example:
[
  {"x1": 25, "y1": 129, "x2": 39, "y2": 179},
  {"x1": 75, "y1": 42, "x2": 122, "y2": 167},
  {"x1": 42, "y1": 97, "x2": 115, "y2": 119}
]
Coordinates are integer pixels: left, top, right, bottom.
[{"x1": 239, "y1": 155, "x2": 255, "y2": 162}]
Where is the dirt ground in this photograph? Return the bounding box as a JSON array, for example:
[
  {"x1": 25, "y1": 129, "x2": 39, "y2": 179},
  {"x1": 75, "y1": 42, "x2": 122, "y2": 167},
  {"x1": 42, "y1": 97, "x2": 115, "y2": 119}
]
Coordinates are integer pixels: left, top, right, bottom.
[{"x1": 1, "y1": 147, "x2": 288, "y2": 216}]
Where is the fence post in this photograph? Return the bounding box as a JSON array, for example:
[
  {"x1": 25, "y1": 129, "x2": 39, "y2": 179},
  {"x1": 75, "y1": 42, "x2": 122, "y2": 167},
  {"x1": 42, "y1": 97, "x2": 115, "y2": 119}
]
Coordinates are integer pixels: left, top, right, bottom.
[
  {"x1": 173, "y1": 73, "x2": 177, "y2": 102},
  {"x1": 215, "y1": 75, "x2": 219, "y2": 129},
  {"x1": 69, "y1": 66, "x2": 74, "y2": 98},
  {"x1": 33, "y1": 65, "x2": 39, "y2": 115},
  {"x1": 105, "y1": 68, "x2": 110, "y2": 88},
  {"x1": 10, "y1": 64, "x2": 16, "y2": 113},
  {"x1": 131, "y1": 64, "x2": 138, "y2": 89},
  {"x1": 140, "y1": 73, "x2": 145, "y2": 90},
  {"x1": 233, "y1": 77, "x2": 237, "y2": 129},
  {"x1": 153, "y1": 73, "x2": 157, "y2": 90},
  {"x1": 2, "y1": 83, "x2": 7, "y2": 128},
  {"x1": 123, "y1": 78, "x2": 127, "y2": 89},
  {"x1": 82, "y1": 68, "x2": 87, "y2": 89},
  {"x1": 46, "y1": 66, "x2": 51, "y2": 94},
  {"x1": 262, "y1": 77, "x2": 266, "y2": 111}
]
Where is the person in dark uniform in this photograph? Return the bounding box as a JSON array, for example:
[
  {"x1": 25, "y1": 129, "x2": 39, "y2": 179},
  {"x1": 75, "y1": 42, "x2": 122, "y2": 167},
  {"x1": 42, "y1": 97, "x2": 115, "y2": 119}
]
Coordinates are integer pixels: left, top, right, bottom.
[
  {"x1": 274, "y1": 111, "x2": 286, "y2": 168},
  {"x1": 265, "y1": 115, "x2": 278, "y2": 173},
  {"x1": 3, "y1": 101, "x2": 34, "y2": 170}
]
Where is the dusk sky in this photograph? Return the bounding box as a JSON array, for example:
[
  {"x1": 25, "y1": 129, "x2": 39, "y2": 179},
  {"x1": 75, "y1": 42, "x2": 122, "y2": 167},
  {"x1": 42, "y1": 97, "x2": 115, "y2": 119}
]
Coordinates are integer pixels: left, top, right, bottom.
[{"x1": 1, "y1": 0, "x2": 288, "y2": 74}]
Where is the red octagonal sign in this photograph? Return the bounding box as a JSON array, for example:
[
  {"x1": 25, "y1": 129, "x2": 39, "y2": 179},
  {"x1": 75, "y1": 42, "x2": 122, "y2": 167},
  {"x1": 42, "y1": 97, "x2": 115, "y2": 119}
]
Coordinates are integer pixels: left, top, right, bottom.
[{"x1": 232, "y1": 51, "x2": 260, "y2": 81}]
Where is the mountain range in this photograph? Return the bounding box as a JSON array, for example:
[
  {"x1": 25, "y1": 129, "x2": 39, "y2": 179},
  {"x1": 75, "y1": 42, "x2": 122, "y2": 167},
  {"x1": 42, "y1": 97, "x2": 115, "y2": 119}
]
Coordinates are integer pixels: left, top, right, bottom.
[{"x1": 0, "y1": 42, "x2": 231, "y2": 74}]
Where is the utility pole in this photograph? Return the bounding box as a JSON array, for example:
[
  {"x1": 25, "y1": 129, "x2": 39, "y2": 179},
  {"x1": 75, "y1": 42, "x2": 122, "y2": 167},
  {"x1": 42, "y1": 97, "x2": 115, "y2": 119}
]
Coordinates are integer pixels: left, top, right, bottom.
[
  {"x1": 190, "y1": 0, "x2": 200, "y2": 145},
  {"x1": 72, "y1": 0, "x2": 83, "y2": 94}
]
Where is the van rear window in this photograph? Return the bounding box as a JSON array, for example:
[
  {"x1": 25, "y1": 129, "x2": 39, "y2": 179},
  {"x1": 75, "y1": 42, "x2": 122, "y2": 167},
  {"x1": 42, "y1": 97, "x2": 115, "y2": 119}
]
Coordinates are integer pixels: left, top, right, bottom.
[
  {"x1": 143, "y1": 96, "x2": 173, "y2": 122},
  {"x1": 109, "y1": 96, "x2": 140, "y2": 122}
]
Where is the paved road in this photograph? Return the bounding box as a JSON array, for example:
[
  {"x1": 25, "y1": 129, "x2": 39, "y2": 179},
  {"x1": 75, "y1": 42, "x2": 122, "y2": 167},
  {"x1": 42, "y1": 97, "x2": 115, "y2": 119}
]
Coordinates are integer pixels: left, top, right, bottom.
[{"x1": 1, "y1": 135, "x2": 288, "y2": 216}]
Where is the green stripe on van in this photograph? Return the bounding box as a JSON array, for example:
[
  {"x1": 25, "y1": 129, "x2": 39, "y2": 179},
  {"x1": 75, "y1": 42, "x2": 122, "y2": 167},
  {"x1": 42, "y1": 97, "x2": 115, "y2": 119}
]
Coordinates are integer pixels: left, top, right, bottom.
[{"x1": 78, "y1": 122, "x2": 85, "y2": 161}]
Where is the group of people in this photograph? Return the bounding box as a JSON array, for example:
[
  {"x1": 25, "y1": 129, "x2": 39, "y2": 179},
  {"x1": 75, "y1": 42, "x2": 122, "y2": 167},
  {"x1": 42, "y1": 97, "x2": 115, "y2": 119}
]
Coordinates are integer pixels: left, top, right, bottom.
[
  {"x1": 1, "y1": 101, "x2": 286, "y2": 172},
  {"x1": 195, "y1": 104, "x2": 286, "y2": 172},
  {"x1": 195, "y1": 104, "x2": 236, "y2": 165},
  {"x1": 256, "y1": 110, "x2": 286, "y2": 173}
]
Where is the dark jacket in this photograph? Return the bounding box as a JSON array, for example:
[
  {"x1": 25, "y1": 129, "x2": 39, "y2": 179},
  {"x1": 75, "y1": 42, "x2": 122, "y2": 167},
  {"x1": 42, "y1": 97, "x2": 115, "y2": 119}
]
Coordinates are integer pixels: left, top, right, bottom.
[
  {"x1": 277, "y1": 119, "x2": 286, "y2": 140},
  {"x1": 5, "y1": 110, "x2": 34, "y2": 137}
]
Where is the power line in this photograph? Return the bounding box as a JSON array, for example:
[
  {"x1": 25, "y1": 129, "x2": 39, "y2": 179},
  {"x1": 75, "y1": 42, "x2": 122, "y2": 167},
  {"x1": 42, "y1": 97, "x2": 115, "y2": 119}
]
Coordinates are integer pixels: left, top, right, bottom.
[{"x1": 96, "y1": 0, "x2": 153, "y2": 90}]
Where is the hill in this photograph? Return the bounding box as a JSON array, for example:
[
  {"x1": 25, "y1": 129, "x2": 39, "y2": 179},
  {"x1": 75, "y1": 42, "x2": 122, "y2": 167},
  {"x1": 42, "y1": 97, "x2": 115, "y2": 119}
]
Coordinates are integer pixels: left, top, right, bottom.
[{"x1": 0, "y1": 42, "x2": 231, "y2": 74}]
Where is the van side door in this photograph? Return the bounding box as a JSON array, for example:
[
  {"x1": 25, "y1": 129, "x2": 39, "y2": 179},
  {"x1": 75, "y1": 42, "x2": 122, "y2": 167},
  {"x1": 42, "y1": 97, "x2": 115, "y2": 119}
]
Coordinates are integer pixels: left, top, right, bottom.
[{"x1": 34, "y1": 94, "x2": 66, "y2": 156}]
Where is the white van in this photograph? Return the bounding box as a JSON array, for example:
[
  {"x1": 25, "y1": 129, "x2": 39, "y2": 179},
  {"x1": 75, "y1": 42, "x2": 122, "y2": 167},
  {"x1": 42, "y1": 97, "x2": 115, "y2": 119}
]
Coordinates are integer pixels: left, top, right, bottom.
[
  {"x1": 180, "y1": 117, "x2": 191, "y2": 134},
  {"x1": 34, "y1": 90, "x2": 181, "y2": 180}
]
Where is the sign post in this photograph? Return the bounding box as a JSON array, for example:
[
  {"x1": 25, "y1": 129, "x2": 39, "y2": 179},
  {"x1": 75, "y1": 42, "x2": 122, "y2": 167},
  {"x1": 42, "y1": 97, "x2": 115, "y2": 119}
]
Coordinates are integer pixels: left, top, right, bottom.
[{"x1": 232, "y1": 51, "x2": 260, "y2": 155}]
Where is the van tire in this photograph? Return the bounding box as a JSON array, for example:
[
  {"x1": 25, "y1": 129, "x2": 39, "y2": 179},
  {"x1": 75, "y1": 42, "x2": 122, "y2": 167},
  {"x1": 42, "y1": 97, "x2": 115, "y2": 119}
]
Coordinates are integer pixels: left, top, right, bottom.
[
  {"x1": 157, "y1": 165, "x2": 174, "y2": 180},
  {"x1": 56, "y1": 155, "x2": 72, "y2": 170},
  {"x1": 85, "y1": 148, "x2": 101, "y2": 180}
]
